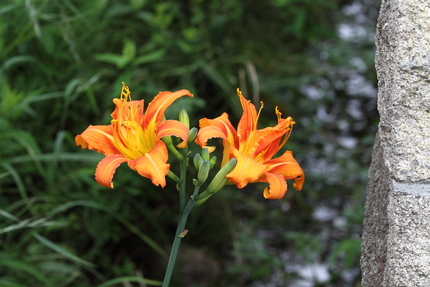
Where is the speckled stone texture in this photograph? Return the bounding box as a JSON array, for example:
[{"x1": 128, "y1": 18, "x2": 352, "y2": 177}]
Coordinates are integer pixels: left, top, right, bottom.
[{"x1": 361, "y1": 0, "x2": 430, "y2": 286}]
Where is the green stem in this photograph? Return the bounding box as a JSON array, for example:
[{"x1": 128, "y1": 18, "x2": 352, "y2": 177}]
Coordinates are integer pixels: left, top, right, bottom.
[
  {"x1": 162, "y1": 200, "x2": 195, "y2": 287},
  {"x1": 167, "y1": 144, "x2": 183, "y2": 161},
  {"x1": 166, "y1": 170, "x2": 181, "y2": 184},
  {"x1": 178, "y1": 147, "x2": 188, "y2": 212}
]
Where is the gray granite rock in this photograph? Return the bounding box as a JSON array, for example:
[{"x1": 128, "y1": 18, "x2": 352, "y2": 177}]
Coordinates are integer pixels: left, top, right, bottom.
[{"x1": 361, "y1": 0, "x2": 430, "y2": 286}]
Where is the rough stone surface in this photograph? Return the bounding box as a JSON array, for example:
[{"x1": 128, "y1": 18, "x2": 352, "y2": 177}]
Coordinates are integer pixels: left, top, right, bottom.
[
  {"x1": 376, "y1": 0, "x2": 430, "y2": 182},
  {"x1": 361, "y1": 133, "x2": 389, "y2": 286},
  {"x1": 385, "y1": 183, "x2": 430, "y2": 286},
  {"x1": 361, "y1": 0, "x2": 430, "y2": 286}
]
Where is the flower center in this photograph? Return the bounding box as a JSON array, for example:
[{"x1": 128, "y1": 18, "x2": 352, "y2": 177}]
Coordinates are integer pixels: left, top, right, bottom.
[{"x1": 111, "y1": 83, "x2": 155, "y2": 160}]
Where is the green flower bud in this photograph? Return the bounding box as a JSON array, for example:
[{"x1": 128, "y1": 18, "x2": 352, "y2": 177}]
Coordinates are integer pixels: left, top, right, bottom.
[
  {"x1": 193, "y1": 153, "x2": 203, "y2": 170},
  {"x1": 201, "y1": 147, "x2": 210, "y2": 161},
  {"x1": 179, "y1": 107, "x2": 190, "y2": 129},
  {"x1": 196, "y1": 159, "x2": 210, "y2": 186},
  {"x1": 194, "y1": 194, "x2": 211, "y2": 206},
  {"x1": 188, "y1": 127, "x2": 197, "y2": 143},
  {"x1": 209, "y1": 156, "x2": 217, "y2": 169},
  {"x1": 195, "y1": 158, "x2": 237, "y2": 202}
]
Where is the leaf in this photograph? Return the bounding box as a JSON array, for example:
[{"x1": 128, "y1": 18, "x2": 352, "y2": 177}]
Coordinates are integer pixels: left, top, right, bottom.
[
  {"x1": 20, "y1": 91, "x2": 63, "y2": 105},
  {"x1": 2, "y1": 55, "x2": 37, "y2": 70},
  {"x1": 0, "y1": 218, "x2": 66, "y2": 235},
  {"x1": 0, "y1": 3, "x2": 20, "y2": 17},
  {"x1": 133, "y1": 49, "x2": 166, "y2": 66},
  {"x1": 0, "y1": 208, "x2": 20, "y2": 222},
  {"x1": 46, "y1": 131, "x2": 66, "y2": 187},
  {"x1": 0, "y1": 80, "x2": 25, "y2": 118},
  {"x1": 9, "y1": 130, "x2": 42, "y2": 154},
  {"x1": 94, "y1": 54, "x2": 129, "y2": 68},
  {"x1": 0, "y1": 279, "x2": 28, "y2": 287},
  {"x1": 97, "y1": 276, "x2": 162, "y2": 287},
  {"x1": 6, "y1": 130, "x2": 46, "y2": 181},
  {"x1": 129, "y1": 0, "x2": 146, "y2": 10},
  {"x1": 1, "y1": 163, "x2": 28, "y2": 205},
  {"x1": 48, "y1": 200, "x2": 167, "y2": 257},
  {"x1": 32, "y1": 232, "x2": 96, "y2": 268},
  {"x1": 2, "y1": 152, "x2": 104, "y2": 165},
  {"x1": 0, "y1": 259, "x2": 52, "y2": 286},
  {"x1": 122, "y1": 39, "x2": 136, "y2": 62}
]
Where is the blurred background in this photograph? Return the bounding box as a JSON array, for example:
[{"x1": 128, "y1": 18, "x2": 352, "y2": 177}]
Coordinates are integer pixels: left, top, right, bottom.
[{"x1": 0, "y1": 0, "x2": 380, "y2": 286}]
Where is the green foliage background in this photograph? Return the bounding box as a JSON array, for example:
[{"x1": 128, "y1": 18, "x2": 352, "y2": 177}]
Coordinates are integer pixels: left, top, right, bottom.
[{"x1": 0, "y1": 0, "x2": 379, "y2": 286}]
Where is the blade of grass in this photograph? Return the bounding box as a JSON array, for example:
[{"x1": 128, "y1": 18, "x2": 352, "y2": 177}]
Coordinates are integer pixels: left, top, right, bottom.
[
  {"x1": 32, "y1": 232, "x2": 96, "y2": 268},
  {"x1": 0, "y1": 279, "x2": 28, "y2": 287},
  {"x1": 2, "y1": 152, "x2": 104, "y2": 165},
  {"x1": 0, "y1": 259, "x2": 53, "y2": 287},
  {"x1": 0, "y1": 3, "x2": 20, "y2": 17},
  {"x1": 0, "y1": 218, "x2": 65, "y2": 235},
  {"x1": 48, "y1": 200, "x2": 167, "y2": 257},
  {"x1": 0, "y1": 208, "x2": 20, "y2": 222},
  {"x1": 1, "y1": 163, "x2": 32, "y2": 214},
  {"x1": 97, "y1": 276, "x2": 162, "y2": 287},
  {"x1": 2, "y1": 55, "x2": 37, "y2": 70},
  {"x1": 46, "y1": 131, "x2": 65, "y2": 188},
  {"x1": 61, "y1": 78, "x2": 82, "y2": 128},
  {"x1": 11, "y1": 130, "x2": 46, "y2": 180}
]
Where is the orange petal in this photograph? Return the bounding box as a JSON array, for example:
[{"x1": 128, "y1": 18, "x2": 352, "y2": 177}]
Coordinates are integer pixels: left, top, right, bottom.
[
  {"x1": 248, "y1": 114, "x2": 293, "y2": 160},
  {"x1": 227, "y1": 147, "x2": 267, "y2": 188},
  {"x1": 236, "y1": 90, "x2": 258, "y2": 142},
  {"x1": 262, "y1": 172, "x2": 287, "y2": 199},
  {"x1": 144, "y1": 90, "x2": 193, "y2": 126},
  {"x1": 112, "y1": 99, "x2": 144, "y2": 123},
  {"x1": 195, "y1": 126, "x2": 227, "y2": 147},
  {"x1": 157, "y1": 120, "x2": 189, "y2": 148},
  {"x1": 95, "y1": 155, "x2": 128, "y2": 188},
  {"x1": 75, "y1": 125, "x2": 120, "y2": 156},
  {"x1": 196, "y1": 113, "x2": 238, "y2": 147},
  {"x1": 265, "y1": 151, "x2": 305, "y2": 191},
  {"x1": 293, "y1": 173, "x2": 305, "y2": 191},
  {"x1": 127, "y1": 140, "x2": 169, "y2": 187},
  {"x1": 220, "y1": 139, "x2": 232, "y2": 167},
  {"x1": 249, "y1": 127, "x2": 286, "y2": 159}
]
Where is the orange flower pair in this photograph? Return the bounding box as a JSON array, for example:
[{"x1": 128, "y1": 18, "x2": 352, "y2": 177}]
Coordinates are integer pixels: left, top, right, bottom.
[{"x1": 76, "y1": 84, "x2": 304, "y2": 199}]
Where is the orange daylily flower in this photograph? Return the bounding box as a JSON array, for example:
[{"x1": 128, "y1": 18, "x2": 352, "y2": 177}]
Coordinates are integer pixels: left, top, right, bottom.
[
  {"x1": 75, "y1": 83, "x2": 193, "y2": 188},
  {"x1": 196, "y1": 89, "x2": 304, "y2": 199}
]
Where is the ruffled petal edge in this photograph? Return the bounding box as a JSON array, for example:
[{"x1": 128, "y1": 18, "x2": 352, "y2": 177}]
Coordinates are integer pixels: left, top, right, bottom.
[
  {"x1": 265, "y1": 150, "x2": 305, "y2": 191},
  {"x1": 75, "y1": 125, "x2": 120, "y2": 156},
  {"x1": 262, "y1": 172, "x2": 287, "y2": 199},
  {"x1": 95, "y1": 155, "x2": 128, "y2": 188}
]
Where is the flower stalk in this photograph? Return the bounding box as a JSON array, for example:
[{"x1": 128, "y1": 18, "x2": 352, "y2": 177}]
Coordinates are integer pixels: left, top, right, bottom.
[
  {"x1": 162, "y1": 143, "x2": 200, "y2": 287},
  {"x1": 162, "y1": 199, "x2": 195, "y2": 287}
]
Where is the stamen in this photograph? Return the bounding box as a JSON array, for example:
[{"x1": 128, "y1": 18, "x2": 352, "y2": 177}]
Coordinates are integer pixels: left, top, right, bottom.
[
  {"x1": 275, "y1": 107, "x2": 282, "y2": 121},
  {"x1": 256, "y1": 101, "x2": 264, "y2": 126},
  {"x1": 279, "y1": 118, "x2": 294, "y2": 148},
  {"x1": 121, "y1": 82, "x2": 132, "y2": 101}
]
